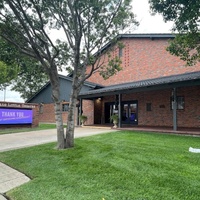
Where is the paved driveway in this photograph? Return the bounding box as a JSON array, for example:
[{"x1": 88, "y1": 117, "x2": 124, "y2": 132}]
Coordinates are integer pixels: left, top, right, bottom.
[{"x1": 0, "y1": 127, "x2": 117, "y2": 152}]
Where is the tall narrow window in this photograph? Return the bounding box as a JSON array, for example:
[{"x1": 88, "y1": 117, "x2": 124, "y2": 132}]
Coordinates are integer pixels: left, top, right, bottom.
[
  {"x1": 39, "y1": 103, "x2": 43, "y2": 114},
  {"x1": 62, "y1": 103, "x2": 69, "y2": 112},
  {"x1": 177, "y1": 96, "x2": 185, "y2": 110},
  {"x1": 146, "y1": 103, "x2": 152, "y2": 111},
  {"x1": 119, "y1": 47, "x2": 123, "y2": 57},
  {"x1": 171, "y1": 96, "x2": 185, "y2": 110}
]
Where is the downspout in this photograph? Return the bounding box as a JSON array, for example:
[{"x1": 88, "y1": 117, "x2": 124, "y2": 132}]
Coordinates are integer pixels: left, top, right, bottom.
[
  {"x1": 79, "y1": 98, "x2": 83, "y2": 126},
  {"x1": 118, "y1": 93, "x2": 122, "y2": 128}
]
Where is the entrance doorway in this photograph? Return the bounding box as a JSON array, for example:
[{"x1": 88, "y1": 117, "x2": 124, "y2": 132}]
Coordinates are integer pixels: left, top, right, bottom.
[
  {"x1": 104, "y1": 103, "x2": 117, "y2": 123},
  {"x1": 104, "y1": 101, "x2": 138, "y2": 125},
  {"x1": 121, "y1": 101, "x2": 138, "y2": 125}
]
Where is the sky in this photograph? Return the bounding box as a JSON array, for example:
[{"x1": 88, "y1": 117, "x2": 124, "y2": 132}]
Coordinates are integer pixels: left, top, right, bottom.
[{"x1": 0, "y1": 0, "x2": 174, "y2": 103}]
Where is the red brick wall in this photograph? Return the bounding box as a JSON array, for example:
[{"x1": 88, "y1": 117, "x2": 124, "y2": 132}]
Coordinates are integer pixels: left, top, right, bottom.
[
  {"x1": 38, "y1": 103, "x2": 70, "y2": 124},
  {"x1": 87, "y1": 38, "x2": 200, "y2": 85},
  {"x1": 32, "y1": 105, "x2": 39, "y2": 127},
  {"x1": 83, "y1": 86, "x2": 200, "y2": 128},
  {"x1": 122, "y1": 86, "x2": 200, "y2": 128},
  {"x1": 82, "y1": 100, "x2": 94, "y2": 125},
  {"x1": 178, "y1": 86, "x2": 200, "y2": 128}
]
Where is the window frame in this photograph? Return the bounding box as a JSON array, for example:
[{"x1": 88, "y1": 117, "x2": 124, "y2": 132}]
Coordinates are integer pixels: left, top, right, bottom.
[
  {"x1": 146, "y1": 103, "x2": 152, "y2": 111},
  {"x1": 62, "y1": 103, "x2": 69, "y2": 112},
  {"x1": 170, "y1": 96, "x2": 185, "y2": 110}
]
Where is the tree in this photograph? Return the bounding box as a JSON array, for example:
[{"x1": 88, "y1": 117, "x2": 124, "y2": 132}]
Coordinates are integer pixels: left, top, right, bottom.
[
  {"x1": 0, "y1": 0, "x2": 137, "y2": 149},
  {"x1": 0, "y1": 38, "x2": 19, "y2": 89},
  {"x1": 11, "y1": 60, "x2": 48, "y2": 100},
  {"x1": 48, "y1": 0, "x2": 138, "y2": 148},
  {"x1": 0, "y1": 37, "x2": 48, "y2": 99},
  {"x1": 0, "y1": 61, "x2": 18, "y2": 89},
  {"x1": 0, "y1": 0, "x2": 68, "y2": 149},
  {"x1": 149, "y1": 0, "x2": 200, "y2": 65}
]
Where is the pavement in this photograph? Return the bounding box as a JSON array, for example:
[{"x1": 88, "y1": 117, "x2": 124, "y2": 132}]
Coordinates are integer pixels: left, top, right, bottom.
[{"x1": 0, "y1": 126, "x2": 117, "y2": 200}]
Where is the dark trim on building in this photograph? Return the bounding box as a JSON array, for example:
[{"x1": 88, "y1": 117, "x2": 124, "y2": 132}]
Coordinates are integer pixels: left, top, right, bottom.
[
  {"x1": 26, "y1": 74, "x2": 104, "y2": 103},
  {"x1": 79, "y1": 71, "x2": 200, "y2": 99}
]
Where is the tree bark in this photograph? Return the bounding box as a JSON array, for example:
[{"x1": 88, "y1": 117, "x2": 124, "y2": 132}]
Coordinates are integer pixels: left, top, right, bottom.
[
  {"x1": 48, "y1": 64, "x2": 65, "y2": 149},
  {"x1": 54, "y1": 102, "x2": 65, "y2": 149},
  {"x1": 66, "y1": 81, "x2": 80, "y2": 148}
]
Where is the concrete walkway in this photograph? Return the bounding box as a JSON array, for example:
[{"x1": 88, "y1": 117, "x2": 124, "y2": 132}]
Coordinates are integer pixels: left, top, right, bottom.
[{"x1": 0, "y1": 127, "x2": 116, "y2": 200}]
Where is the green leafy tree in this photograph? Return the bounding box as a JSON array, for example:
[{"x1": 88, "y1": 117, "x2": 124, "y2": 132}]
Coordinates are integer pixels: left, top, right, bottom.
[
  {"x1": 0, "y1": 0, "x2": 137, "y2": 149},
  {"x1": 0, "y1": 0, "x2": 69, "y2": 149},
  {"x1": 0, "y1": 38, "x2": 48, "y2": 99},
  {"x1": 149, "y1": 0, "x2": 200, "y2": 65},
  {"x1": 11, "y1": 60, "x2": 48, "y2": 100},
  {"x1": 49, "y1": 0, "x2": 138, "y2": 148},
  {"x1": 0, "y1": 38, "x2": 19, "y2": 89},
  {"x1": 0, "y1": 61, "x2": 18, "y2": 89}
]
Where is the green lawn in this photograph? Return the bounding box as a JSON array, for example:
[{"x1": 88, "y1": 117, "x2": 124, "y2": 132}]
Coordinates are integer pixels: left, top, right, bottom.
[
  {"x1": 0, "y1": 123, "x2": 65, "y2": 135},
  {"x1": 0, "y1": 131, "x2": 200, "y2": 200}
]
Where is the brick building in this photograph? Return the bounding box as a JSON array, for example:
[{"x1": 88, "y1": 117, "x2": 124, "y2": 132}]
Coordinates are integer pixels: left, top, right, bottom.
[
  {"x1": 26, "y1": 75, "x2": 102, "y2": 123},
  {"x1": 79, "y1": 34, "x2": 200, "y2": 130},
  {"x1": 27, "y1": 33, "x2": 200, "y2": 130}
]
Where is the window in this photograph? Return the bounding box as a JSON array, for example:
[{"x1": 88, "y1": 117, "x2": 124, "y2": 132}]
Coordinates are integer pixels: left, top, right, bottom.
[
  {"x1": 177, "y1": 97, "x2": 185, "y2": 109},
  {"x1": 146, "y1": 103, "x2": 152, "y2": 111},
  {"x1": 39, "y1": 103, "x2": 43, "y2": 114},
  {"x1": 171, "y1": 96, "x2": 185, "y2": 110},
  {"x1": 62, "y1": 103, "x2": 69, "y2": 112},
  {"x1": 119, "y1": 47, "x2": 123, "y2": 57}
]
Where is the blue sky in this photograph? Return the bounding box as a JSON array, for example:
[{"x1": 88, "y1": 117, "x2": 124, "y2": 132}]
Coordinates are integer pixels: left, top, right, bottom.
[{"x1": 0, "y1": 0, "x2": 173, "y2": 103}]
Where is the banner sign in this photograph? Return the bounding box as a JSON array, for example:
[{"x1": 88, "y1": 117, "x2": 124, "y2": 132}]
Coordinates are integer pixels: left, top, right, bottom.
[{"x1": 0, "y1": 108, "x2": 33, "y2": 124}]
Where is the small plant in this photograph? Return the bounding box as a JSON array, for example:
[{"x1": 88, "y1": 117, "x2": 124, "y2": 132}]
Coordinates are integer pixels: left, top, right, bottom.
[
  {"x1": 79, "y1": 115, "x2": 88, "y2": 126},
  {"x1": 110, "y1": 114, "x2": 119, "y2": 128}
]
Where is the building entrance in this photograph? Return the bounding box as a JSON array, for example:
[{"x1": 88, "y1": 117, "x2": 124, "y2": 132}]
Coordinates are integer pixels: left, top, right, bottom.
[
  {"x1": 121, "y1": 101, "x2": 138, "y2": 125},
  {"x1": 104, "y1": 101, "x2": 138, "y2": 125}
]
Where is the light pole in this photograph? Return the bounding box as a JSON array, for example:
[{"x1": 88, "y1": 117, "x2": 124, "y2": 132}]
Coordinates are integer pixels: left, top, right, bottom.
[{"x1": 4, "y1": 86, "x2": 6, "y2": 101}]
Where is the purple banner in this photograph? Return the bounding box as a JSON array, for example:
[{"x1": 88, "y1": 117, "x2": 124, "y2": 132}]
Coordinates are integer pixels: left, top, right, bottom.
[{"x1": 0, "y1": 108, "x2": 33, "y2": 124}]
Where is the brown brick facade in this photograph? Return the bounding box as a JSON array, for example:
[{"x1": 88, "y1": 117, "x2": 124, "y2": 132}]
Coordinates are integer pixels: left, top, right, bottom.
[
  {"x1": 82, "y1": 85, "x2": 200, "y2": 128},
  {"x1": 38, "y1": 103, "x2": 71, "y2": 124},
  {"x1": 82, "y1": 100, "x2": 94, "y2": 125},
  {"x1": 87, "y1": 38, "x2": 200, "y2": 85},
  {"x1": 38, "y1": 103, "x2": 81, "y2": 124},
  {"x1": 81, "y1": 36, "x2": 200, "y2": 129},
  {"x1": 32, "y1": 35, "x2": 200, "y2": 129}
]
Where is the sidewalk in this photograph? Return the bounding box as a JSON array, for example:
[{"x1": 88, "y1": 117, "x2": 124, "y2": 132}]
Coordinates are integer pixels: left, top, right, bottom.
[
  {"x1": 0, "y1": 127, "x2": 117, "y2": 200},
  {"x1": 0, "y1": 127, "x2": 116, "y2": 152}
]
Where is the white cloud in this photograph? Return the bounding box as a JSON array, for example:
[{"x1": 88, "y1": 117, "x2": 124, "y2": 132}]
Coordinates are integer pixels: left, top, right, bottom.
[{"x1": 131, "y1": 0, "x2": 174, "y2": 33}]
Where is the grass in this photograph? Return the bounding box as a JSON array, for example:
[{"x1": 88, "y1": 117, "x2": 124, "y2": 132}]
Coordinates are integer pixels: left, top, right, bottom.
[
  {"x1": 1, "y1": 131, "x2": 200, "y2": 200},
  {"x1": 0, "y1": 123, "x2": 66, "y2": 135}
]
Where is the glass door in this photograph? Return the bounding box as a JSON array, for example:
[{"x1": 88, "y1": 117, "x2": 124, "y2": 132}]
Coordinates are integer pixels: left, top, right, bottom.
[{"x1": 121, "y1": 101, "x2": 138, "y2": 125}]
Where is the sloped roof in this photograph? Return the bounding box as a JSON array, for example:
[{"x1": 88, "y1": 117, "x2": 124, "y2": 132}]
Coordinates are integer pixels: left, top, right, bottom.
[
  {"x1": 79, "y1": 71, "x2": 200, "y2": 99},
  {"x1": 26, "y1": 74, "x2": 103, "y2": 103},
  {"x1": 117, "y1": 33, "x2": 175, "y2": 39}
]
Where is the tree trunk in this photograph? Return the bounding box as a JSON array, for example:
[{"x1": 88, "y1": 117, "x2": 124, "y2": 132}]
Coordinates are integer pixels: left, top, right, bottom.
[
  {"x1": 48, "y1": 65, "x2": 65, "y2": 149},
  {"x1": 54, "y1": 102, "x2": 65, "y2": 149},
  {"x1": 66, "y1": 83, "x2": 79, "y2": 148}
]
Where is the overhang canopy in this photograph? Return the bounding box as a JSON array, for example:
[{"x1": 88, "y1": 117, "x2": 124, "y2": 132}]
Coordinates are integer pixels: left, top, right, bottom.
[{"x1": 79, "y1": 71, "x2": 200, "y2": 99}]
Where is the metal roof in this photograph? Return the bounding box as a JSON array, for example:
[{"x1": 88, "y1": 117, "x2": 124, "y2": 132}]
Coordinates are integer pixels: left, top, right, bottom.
[
  {"x1": 117, "y1": 33, "x2": 175, "y2": 39},
  {"x1": 79, "y1": 71, "x2": 200, "y2": 99},
  {"x1": 26, "y1": 74, "x2": 103, "y2": 103}
]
